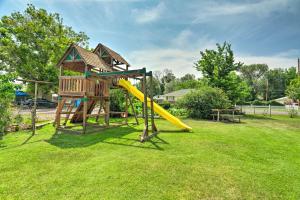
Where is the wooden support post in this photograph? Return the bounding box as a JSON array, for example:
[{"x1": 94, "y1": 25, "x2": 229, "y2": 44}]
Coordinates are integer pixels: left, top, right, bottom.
[
  {"x1": 32, "y1": 82, "x2": 38, "y2": 135},
  {"x1": 104, "y1": 99, "x2": 110, "y2": 126},
  {"x1": 128, "y1": 95, "x2": 139, "y2": 125},
  {"x1": 141, "y1": 73, "x2": 148, "y2": 141},
  {"x1": 125, "y1": 91, "x2": 129, "y2": 124},
  {"x1": 55, "y1": 97, "x2": 66, "y2": 129},
  {"x1": 149, "y1": 73, "x2": 157, "y2": 132},
  {"x1": 125, "y1": 64, "x2": 129, "y2": 124},
  {"x1": 141, "y1": 78, "x2": 145, "y2": 118},
  {"x1": 83, "y1": 96, "x2": 88, "y2": 133}
]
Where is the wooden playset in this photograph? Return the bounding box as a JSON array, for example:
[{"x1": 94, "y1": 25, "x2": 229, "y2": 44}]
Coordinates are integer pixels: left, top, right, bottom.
[{"x1": 55, "y1": 43, "x2": 191, "y2": 142}]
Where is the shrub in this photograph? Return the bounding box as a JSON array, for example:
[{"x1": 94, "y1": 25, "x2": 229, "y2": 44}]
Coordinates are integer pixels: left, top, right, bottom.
[
  {"x1": 178, "y1": 87, "x2": 231, "y2": 119},
  {"x1": 110, "y1": 89, "x2": 125, "y2": 112},
  {"x1": 168, "y1": 107, "x2": 187, "y2": 117},
  {"x1": 286, "y1": 77, "x2": 300, "y2": 101},
  {"x1": 287, "y1": 108, "x2": 298, "y2": 118}
]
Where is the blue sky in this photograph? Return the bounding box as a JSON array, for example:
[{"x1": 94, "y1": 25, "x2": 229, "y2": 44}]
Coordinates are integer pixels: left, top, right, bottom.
[{"x1": 1, "y1": 0, "x2": 299, "y2": 76}]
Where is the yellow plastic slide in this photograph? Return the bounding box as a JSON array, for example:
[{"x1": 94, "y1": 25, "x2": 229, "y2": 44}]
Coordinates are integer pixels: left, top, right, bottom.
[{"x1": 118, "y1": 79, "x2": 192, "y2": 131}]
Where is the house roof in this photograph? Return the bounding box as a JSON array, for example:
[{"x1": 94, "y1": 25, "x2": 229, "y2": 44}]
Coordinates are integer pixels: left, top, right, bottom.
[
  {"x1": 94, "y1": 43, "x2": 129, "y2": 66},
  {"x1": 163, "y1": 89, "x2": 195, "y2": 97}
]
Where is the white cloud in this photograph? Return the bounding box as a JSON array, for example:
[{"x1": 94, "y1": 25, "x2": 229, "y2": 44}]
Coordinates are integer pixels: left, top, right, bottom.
[
  {"x1": 132, "y1": 2, "x2": 165, "y2": 24},
  {"x1": 236, "y1": 54, "x2": 297, "y2": 69},
  {"x1": 192, "y1": 0, "x2": 292, "y2": 23},
  {"x1": 128, "y1": 30, "x2": 216, "y2": 77},
  {"x1": 129, "y1": 48, "x2": 298, "y2": 78},
  {"x1": 127, "y1": 29, "x2": 298, "y2": 77},
  {"x1": 171, "y1": 30, "x2": 193, "y2": 47}
]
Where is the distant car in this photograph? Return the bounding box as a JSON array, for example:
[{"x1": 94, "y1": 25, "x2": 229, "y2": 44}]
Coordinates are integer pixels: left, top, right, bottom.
[{"x1": 24, "y1": 98, "x2": 57, "y2": 108}]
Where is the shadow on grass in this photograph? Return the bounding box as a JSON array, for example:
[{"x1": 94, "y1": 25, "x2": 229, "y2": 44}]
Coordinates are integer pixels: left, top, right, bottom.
[
  {"x1": 159, "y1": 129, "x2": 190, "y2": 133},
  {"x1": 46, "y1": 125, "x2": 166, "y2": 151}
]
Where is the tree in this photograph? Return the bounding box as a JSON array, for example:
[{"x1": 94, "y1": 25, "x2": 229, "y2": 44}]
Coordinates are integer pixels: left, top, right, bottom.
[
  {"x1": 195, "y1": 42, "x2": 248, "y2": 102},
  {"x1": 0, "y1": 74, "x2": 17, "y2": 134},
  {"x1": 164, "y1": 79, "x2": 179, "y2": 93},
  {"x1": 161, "y1": 69, "x2": 176, "y2": 84},
  {"x1": 180, "y1": 73, "x2": 195, "y2": 82},
  {"x1": 239, "y1": 64, "x2": 269, "y2": 100},
  {"x1": 285, "y1": 67, "x2": 298, "y2": 86},
  {"x1": 286, "y1": 77, "x2": 300, "y2": 101},
  {"x1": 152, "y1": 69, "x2": 176, "y2": 94},
  {"x1": 0, "y1": 4, "x2": 89, "y2": 94},
  {"x1": 262, "y1": 69, "x2": 288, "y2": 100},
  {"x1": 174, "y1": 79, "x2": 206, "y2": 91}
]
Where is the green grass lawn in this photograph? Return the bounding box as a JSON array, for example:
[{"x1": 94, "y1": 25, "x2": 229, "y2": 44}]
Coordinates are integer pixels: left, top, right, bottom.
[{"x1": 1, "y1": 115, "x2": 300, "y2": 199}]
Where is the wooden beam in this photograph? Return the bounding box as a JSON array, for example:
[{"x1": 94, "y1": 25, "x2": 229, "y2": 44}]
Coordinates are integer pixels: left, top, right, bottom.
[
  {"x1": 128, "y1": 95, "x2": 139, "y2": 125},
  {"x1": 141, "y1": 73, "x2": 149, "y2": 141},
  {"x1": 16, "y1": 79, "x2": 53, "y2": 84},
  {"x1": 125, "y1": 64, "x2": 129, "y2": 124},
  {"x1": 32, "y1": 82, "x2": 38, "y2": 135},
  {"x1": 149, "y1": 73, "x2": 157, "y2": 133}
]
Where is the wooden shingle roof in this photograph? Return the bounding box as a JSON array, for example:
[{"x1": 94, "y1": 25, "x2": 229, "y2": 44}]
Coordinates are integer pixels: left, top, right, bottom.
[
  {"x1": 57, "y1": 44, "x2": 112, "y2": 72},
  {"x1": 73, "y1": 44, "x2": 111, "y2": 71},
  {"x1": 94, "y1": 43, "x2": 129, "y2": 66}
]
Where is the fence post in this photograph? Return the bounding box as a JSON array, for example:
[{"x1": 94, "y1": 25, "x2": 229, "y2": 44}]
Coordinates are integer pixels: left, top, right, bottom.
[{"x1": 269, "y1": 104, "x2": 271, "y2": 117}]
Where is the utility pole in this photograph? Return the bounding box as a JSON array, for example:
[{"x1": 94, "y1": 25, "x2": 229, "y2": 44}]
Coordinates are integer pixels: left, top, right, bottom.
[
  {"x1": 266, "y1": 78, "x2": 269, "y2": 101},
  {"x1": 298, "y1": 58, "x2": 300, "y2": 76}
]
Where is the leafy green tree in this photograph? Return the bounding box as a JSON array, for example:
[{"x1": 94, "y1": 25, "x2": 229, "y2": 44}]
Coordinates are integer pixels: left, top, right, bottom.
[
  {"x1": 0, "y1": 74, "x2": 17, "y2": 134},
  {"x1": 164, "y1": 79, "x2": 179, "y2": 94},
  {"x1": 195, "y1": 42, "x2": 248, "y2": 102},
  {"x1": 180, "y1": 74, "x2": 195, "y2": 82},
  {"x1": 161, "y1": 69, "x2": 176, "y2": 84},
  {"x1": 285, "y1": 67, "x2": 298, "y2": 86},
  {"x1": 261, "y1": 69, "x2": 288, "y2": 100},
  {"x1": 135, "y1": 76, "x2": 162, "y2": 96},
  {"x1": 174, "y1": 79, "x2": 206, "y2": 91},
  {"x1": 286, "y1": 77, "x2": 300, "y2": 101},
  {"x1": 0, "y1": 4, "x2": 89, "y2": 94},
  {"x1": 239, "y1": 64, "x2": 268, "y2": 100}
]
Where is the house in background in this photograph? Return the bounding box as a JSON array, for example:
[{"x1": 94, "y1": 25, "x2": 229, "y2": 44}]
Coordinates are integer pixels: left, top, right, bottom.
[{"x1": 154, "y1": 89, "x2": 195, "y2": 103}]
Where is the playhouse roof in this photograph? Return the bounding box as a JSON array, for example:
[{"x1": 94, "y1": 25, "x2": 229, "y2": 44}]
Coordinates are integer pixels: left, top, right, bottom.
[
  {"x1": 57, "y1": 44, "x2": 112, "y2": 72},
  {"x1": 57, "y1": 43, "x2": 130, "y2": 73},
  {"x1": 73, "y1": 44, "x2": 111, "y2": 71},
  {"x1": 94, "y1": 43, "x2": 129, "y2": 66}
]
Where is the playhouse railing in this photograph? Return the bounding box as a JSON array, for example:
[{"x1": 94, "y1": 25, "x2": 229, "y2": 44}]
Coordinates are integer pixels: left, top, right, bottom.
[{"x1": 59, "y1": 76, "x2": 109, "y2": 97}]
